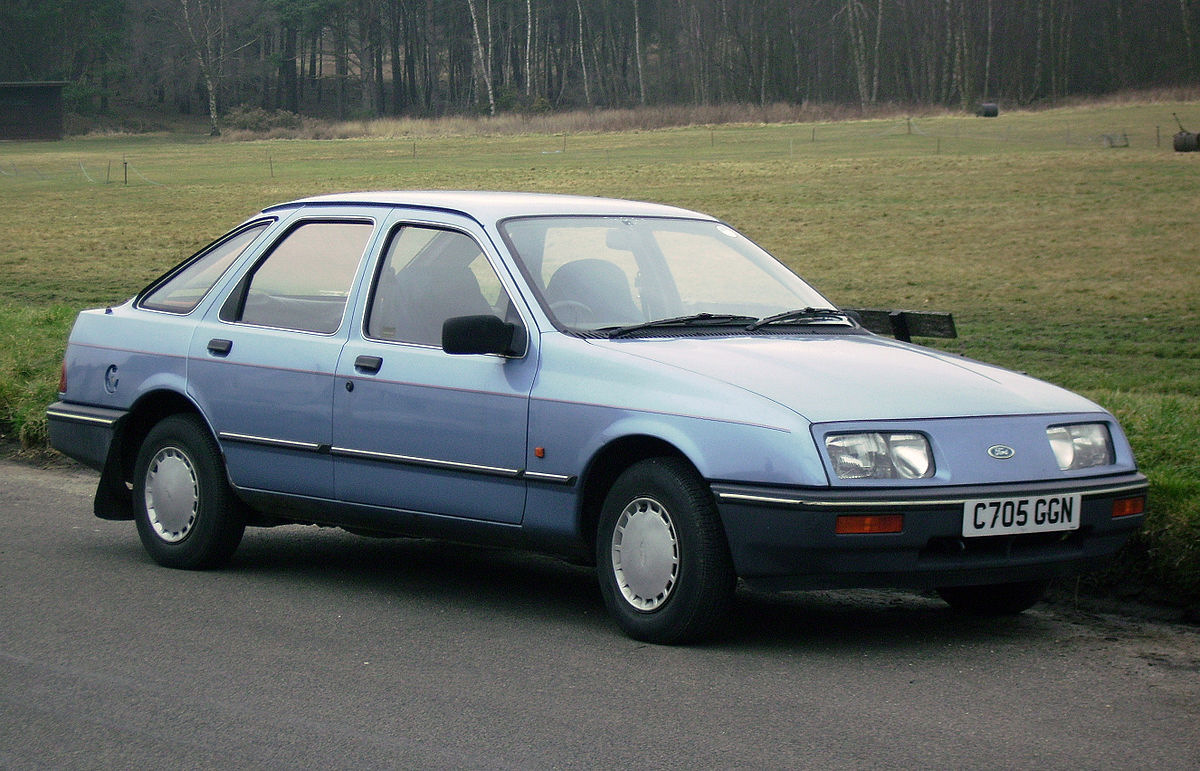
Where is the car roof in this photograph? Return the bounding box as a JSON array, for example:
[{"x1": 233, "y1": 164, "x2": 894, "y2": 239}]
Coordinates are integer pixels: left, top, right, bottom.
[{"x1": 261, "y1": 190, "x2": 714, "y2": 223}]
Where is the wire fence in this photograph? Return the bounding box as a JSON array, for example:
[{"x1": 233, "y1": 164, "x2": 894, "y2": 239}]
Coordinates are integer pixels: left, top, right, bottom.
[
  {"x1": 0, "y1": 158, "x2": 163, "y2": 187},
  {"x1": 0, "y1": 116, "x2": 1190, "y2": 192}
]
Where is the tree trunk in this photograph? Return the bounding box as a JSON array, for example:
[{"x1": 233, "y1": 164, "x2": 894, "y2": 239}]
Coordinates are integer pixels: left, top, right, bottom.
[
  {"x1": 1054, "y1": 0, "x2": 1073, "y2": 99},
  {"x1": 955, "y1": 0, "x2": 970, "y2": 109},
  {"x1": 1032, "y1": 0, "x2": 1046, "y2": 101},
  {"x1": 466, "y1": 0, "x2": 496, "y2": 114},
  {"x1": 280, "y1": 23, "x2": 299, "y2": 113},
  {"x1": 374, "y1": 16, "x2": 386, "y2": 115},
  {"x1": 388, "y1": 2, "x2": 404, "y2": 114},
  {"x1": 334, "y1": 11, "x2": 347, "y2": 118},
  {"x1": 844, "y1": 0, "x2": 870, "y2": 108},
  {"x1": 1184, "y1": 0, "x2": 1199, "y2": 80},
  {"x1": 942, "y1": 0, "x2": 955, "y2": 103},
  {"x1": 178, "y1": 0, "x2": 224, "y2": 136},
  {"x1": 203, "y1": 69, "x2": 220, "y2": 135},
  {"x1": 634, "y1": 0, "x2": 646, "y2": 105},
  {"x1": 576, "y1": 0, "x2": 591, "y2": 106},
  {"x1": 870, "y1": 0, "x2": 884, "y2": 104},
  {"x1": 983, "y1": 0, "x2": 993, "y2": 99},
  {"x1": 524, "y1": 0, "x2": 533, "y2": 97}
]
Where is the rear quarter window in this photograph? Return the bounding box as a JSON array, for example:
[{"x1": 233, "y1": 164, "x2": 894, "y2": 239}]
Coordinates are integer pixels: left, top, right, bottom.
[{"x1": 139, "y1": 222, "x2": 271, "y2": 314}]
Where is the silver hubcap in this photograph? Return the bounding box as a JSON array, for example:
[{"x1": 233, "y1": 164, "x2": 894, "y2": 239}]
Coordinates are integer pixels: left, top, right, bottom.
[
  {"x1": 611, "y1": 496, "x2": 679, "y2": 611},
  {"x1": 144, "y1": 446, "x2": 199, "y2": 543}
]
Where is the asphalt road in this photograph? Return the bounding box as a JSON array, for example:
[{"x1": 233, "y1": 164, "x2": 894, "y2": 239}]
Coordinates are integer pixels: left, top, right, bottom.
[{"x1": 2, "y1": 459, "x2": 1198, "y2": 770}]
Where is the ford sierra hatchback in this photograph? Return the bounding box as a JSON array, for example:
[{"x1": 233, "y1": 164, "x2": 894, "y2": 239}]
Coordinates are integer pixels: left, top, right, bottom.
[{"x1": 47, "y1": 191, "x2": 1147, "y2": 643}]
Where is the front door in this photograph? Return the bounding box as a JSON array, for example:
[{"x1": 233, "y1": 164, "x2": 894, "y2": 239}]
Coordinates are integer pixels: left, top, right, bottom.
[{"x1": 332, "y1": 221, "x2": 535, "y2": 524}]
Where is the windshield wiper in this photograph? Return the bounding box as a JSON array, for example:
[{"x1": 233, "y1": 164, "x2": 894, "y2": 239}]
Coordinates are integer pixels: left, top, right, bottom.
[
  {"x1": 745, "y1": 307, "x2": 851, "y2": 331},
  {"x1": 605, "y1": 313, "x2": 759, "y2": 338}
]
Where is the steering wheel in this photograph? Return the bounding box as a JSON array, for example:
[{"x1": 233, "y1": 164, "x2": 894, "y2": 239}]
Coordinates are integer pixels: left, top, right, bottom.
[{"x1": 550, "y1": 300, "x2": 594, "y2": 325}]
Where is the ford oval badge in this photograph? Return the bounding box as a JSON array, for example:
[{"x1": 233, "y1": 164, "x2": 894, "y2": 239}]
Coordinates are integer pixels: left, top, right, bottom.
[{"x1": 987, "y1": 444, "x2": 1015, "y2": 460}]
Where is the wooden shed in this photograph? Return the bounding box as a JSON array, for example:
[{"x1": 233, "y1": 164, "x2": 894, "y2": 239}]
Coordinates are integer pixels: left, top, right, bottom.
[{"x1": 0, "y1": 82, "x2": 70, "y2": 140}]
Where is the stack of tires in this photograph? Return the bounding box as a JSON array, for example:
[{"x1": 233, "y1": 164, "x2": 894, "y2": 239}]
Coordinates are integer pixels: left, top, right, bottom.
[{"x1": 1175, "y1": 131, "x2": 1199, "y2": 152}]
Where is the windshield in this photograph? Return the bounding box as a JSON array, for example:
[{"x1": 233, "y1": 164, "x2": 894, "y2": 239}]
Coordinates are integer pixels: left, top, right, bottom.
[{"x1": 498, "y1": 216, "x2": 837, "y2": 333}]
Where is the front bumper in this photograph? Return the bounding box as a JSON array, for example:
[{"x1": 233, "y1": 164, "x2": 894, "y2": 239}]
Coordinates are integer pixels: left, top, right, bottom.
[{"x1": 712, "y1": 472, "x2": 1147, "y2": 591}]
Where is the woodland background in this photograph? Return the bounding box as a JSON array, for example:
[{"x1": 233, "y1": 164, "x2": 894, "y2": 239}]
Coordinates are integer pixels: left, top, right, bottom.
[{"x1": 3, "y1": 1, "x2": 1200, "y2": 134}]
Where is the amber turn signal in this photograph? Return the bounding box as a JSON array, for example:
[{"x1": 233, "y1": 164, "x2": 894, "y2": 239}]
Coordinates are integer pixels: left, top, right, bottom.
[
  {"x1": 1112, "y1": 496, "x2": 1145, "y2": 518},
  {"x1": 835, "y1": 514, "x2": 904, "y2": 534}
]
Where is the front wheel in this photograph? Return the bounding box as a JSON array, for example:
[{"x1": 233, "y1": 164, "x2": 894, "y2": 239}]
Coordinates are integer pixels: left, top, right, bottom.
[
  {"x1": 936, "y1": 579, "x2": 1049, "y2": 616},
  {"x1": 596, "y1": 458, "x2": 736, "y2": 644},
  {"x1": 133, "y1": 414, "x2": 245, "y2": 570}
]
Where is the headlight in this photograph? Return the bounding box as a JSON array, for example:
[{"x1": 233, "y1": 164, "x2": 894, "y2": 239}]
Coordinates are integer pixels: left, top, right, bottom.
[
  {"x1": 825, "y1": 432, "x2": 934, "y2": 480},
  {"x1": 1046, "y1": 423, "x2": 1113, "y2": 470}
]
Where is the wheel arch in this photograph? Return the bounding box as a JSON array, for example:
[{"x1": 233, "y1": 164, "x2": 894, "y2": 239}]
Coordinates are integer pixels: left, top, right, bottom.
[
  {"x1": 576, "y1": 434, "x2": 699, "y2": 558},
  {"x1": 95, "y1": 388, "x2": 209, "y2": 520}
]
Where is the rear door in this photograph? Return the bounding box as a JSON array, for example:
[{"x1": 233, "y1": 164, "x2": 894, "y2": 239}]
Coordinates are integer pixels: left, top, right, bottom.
[{"x1": 188, "y1": 211, "x2": 379, "y2": 497}]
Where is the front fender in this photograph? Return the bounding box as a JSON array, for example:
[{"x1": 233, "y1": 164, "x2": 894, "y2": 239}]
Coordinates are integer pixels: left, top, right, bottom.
[
  {"x1": 528, "y1": 334, "x2": 827, "y2": 488},
  {"x1": 587, "y1": 411, "x2": 826, "y2": 488}
]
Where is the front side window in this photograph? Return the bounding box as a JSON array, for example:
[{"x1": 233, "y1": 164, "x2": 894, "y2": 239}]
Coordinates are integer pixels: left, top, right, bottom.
[
  {"x1": 139, "y1": 221, "x2": 270, "y2": 314},
  {"x1": 367, "y1": 225, "x2": 512, "y2": 346},
  {"x1": 223, "y1": 221, "x2": 373, "y2": 334},
  {"x1": 499, "y1": 216, "x2": 834, "y2": 332}
]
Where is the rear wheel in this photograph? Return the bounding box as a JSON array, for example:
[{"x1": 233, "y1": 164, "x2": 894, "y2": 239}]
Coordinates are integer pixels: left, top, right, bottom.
[
  {"x1": 133, "y1": 414, "x2": 244, "y2": 569},
  {"x1": 596, "y1": 458, "x2": 735, "y2": 644},
  {"x1": 936, "y1": 579, "x2": 1049, "y2": 615}
]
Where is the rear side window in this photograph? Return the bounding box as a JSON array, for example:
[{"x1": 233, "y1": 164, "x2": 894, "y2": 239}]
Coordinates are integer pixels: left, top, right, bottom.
[
  {"x1": 222, "y1": 220, "x2": 373, "y2": 334},
  {"x1": 139, "y1": 222, "x2": 270, "y2": 314}
]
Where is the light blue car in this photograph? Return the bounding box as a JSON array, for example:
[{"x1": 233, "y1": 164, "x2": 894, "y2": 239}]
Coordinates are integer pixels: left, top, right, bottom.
[{"x1": 47, "y1": 192, "x2": 1147, "y2": 643}]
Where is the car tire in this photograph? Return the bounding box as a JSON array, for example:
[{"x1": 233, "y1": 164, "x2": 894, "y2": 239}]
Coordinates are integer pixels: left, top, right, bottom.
[
  {"x1": 596, "y1": 458, "x2": 736, "y2": 644},
  {"x1": 936, "y1": 579, "x2": 1050, "y2": 616},
  {"x1": 133, "y1": 413, "x2": 245, "y2": 570}
]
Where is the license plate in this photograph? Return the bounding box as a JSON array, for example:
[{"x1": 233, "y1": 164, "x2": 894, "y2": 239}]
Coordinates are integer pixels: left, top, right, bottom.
[{"x1": 962, "y1": 493, "x2": 1082, "y2": 538}]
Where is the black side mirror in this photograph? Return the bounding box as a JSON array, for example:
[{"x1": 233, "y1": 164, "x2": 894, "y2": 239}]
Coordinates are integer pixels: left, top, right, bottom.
[{"x1": 442, "y1": 315, "x2": 523, "y2": 356}]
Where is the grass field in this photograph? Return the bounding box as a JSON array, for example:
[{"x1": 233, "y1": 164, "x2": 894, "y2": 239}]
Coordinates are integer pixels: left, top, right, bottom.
[{"x1": 2, "y1": 100, "x2": 1197, "y2": 603}]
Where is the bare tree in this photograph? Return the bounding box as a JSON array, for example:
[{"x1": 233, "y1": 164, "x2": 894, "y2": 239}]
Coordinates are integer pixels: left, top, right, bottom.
[
  {"x1": 576, "y1": 0, "x2": 591, "y2": 106},
  {"x1": 634, "y1": 0, "x2": 646, "y2": 104},
  {"x1": 466, "y1": 0, "x2": 496, "y2": 114},
  {"x1": 1181, "y1": 0, "x2": 1197, "y2": 79},
  {"x1": 983, "y1": 0, "x2": 993, "y2": 99},
  {"x1": 870, "y1": 0, "x2": 884, "y2": 103},
  {"x1": 524, "y1": 0, "x2": 533, "y2": 97},
  {"x1": 21, "y1": 0, "x2": 1200, "y2": 126},
  {"x1": 176, "y1": 0, "x2": 227, "y2": 135},
  {"x1": 1032, "y1": 0, "x2": 1047, "y2": 100},
  {"x1": 834, "y1": 0, "x2": 887, "y2": 107}
]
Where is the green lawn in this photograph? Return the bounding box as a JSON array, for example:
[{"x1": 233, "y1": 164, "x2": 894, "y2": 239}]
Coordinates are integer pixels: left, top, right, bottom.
[{"x1": 2, "y1": 101, "x2": 1197, "y2": 602}]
